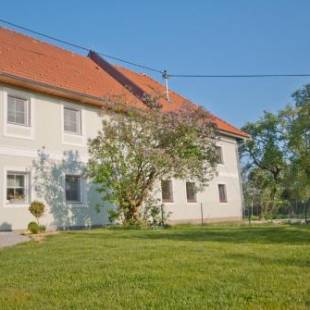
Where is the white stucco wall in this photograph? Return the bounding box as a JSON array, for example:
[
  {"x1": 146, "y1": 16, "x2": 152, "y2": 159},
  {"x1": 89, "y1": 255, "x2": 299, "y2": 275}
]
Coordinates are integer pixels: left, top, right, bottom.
[
  {"x1": 159, "y1": 136, "x2": 243, "y2": 224},
  {"x1": 0, "y1": 84, "x2": 244, "y2": 230}
]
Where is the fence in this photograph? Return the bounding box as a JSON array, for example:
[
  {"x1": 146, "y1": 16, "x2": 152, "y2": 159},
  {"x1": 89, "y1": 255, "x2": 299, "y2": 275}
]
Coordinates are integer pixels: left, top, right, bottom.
[{"x1": 244, "y1": 199, "x2": 309, "y2": 222}]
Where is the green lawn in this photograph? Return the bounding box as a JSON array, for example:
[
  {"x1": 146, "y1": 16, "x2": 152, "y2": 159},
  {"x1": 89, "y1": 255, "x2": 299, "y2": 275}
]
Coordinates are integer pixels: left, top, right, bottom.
[{"x1": 0, "y1": 224, "x2": 309, "y2": 309}]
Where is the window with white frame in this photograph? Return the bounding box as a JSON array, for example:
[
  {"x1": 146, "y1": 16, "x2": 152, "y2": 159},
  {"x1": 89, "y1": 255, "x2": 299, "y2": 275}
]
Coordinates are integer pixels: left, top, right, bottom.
[
  {"x1": 7, "y1": 95, "x2": 30, "y2": 126},
  {"x1": 6, "y1": 172, "x2": 29, "y2": 204},
  {"x1": 64, "y1": 107, "x2": 81, "y2": 135},
  {"x1": 216, "y1": 146, "x2": 224, "y2": 164},
  {"x1": 218, "y1": 184, "x2": 227, "y2": 203},
  {"x1": 186, "y1": 182, "x2": 197, "y2": 202},
  {"x1": 65, "y1": 175, "x2": 81, "y2": 202},
  {"x1": 161, "y1": 180, "x2": 173, "y2": 202}
]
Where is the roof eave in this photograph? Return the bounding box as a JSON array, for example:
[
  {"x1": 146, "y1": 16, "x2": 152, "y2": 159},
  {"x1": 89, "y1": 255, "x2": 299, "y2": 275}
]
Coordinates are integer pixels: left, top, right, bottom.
[
  {"x1": 219, "y1": 129, "x2": 250, "y2": 140},
  {"x1": 0, "y1": 71, "x2": 108, "y2": 108}
]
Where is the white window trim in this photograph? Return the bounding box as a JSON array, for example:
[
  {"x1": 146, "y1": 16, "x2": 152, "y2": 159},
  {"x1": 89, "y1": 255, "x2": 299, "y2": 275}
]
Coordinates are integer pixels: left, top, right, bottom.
[
  {"x1": 2, "y1": 88, "x2": 35, "y2": 140},
  {"x1": 3, "y1": 166, "x2": 31, "y2": 208},
  {"x1": 61, "y1": 102, "x2": 86, "y2": 146},
  {"x1": 64, "y1": 173, "x2": 87, "y2": 207}
]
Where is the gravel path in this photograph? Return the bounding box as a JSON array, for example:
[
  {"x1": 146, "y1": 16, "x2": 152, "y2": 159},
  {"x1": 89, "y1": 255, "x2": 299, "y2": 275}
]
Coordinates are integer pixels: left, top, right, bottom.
[{"x1": 0, "y1": 232, "x2": 30, "y2": 249}]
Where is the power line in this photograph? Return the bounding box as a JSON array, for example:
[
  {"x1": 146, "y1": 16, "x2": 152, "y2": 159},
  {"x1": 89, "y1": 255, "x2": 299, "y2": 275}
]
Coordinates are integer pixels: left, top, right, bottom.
[
  {"x1": 1, "y1": 18, "x2": 310, "y2": 79},
  {"x1": 169, "y1": 74, "x2": 310, "y2": 78},
  {"x1": 0, "y1": 18, "x2": 163, "y2": 74}
]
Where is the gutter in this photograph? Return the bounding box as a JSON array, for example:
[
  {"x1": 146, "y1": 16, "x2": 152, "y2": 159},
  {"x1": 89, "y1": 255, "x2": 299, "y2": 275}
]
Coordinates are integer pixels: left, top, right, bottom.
[
  {"x1": 219, "y1": 129, "x2": 250, "y2": 140},
  {"x1": 0, "y1": 71, "x2": 109, "y2": 108}
]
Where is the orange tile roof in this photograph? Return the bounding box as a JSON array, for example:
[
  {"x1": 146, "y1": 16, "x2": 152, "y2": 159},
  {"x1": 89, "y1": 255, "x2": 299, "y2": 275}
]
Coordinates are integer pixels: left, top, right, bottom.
[
  {"x1": 115, "y1": 65, "x2": 249, "y2": 138},
  {"x1": 0, "y1": 27, "x2": 248, "y2": 138},
  {"x1": 0, "y1": 27, "x2": 144, "y2": 109}
]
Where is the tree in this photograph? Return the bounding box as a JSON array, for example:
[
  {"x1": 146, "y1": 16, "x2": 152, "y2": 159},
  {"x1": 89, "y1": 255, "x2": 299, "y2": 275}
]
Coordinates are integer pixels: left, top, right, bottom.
[
  {"x1": 87, "y1": 100, "x2": 218, "y2": 225},
  {"x1": 241, "y1": 111, "x2": 288, "y2": 217},
  {"x1": 241, "y1": 84, "x2": 310, "y2": 220},
  {"x1": 29, "y1": 201, "x2": 45, "y2": 225},
  {"x1": 280, "y1": 85, "x2": 310, "y2": 219}
]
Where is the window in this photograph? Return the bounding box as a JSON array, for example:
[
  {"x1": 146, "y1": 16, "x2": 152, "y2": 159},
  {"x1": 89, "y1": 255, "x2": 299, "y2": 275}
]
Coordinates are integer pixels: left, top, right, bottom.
[
  {"x1": 65, "y1": 175, "x2": 81, "y2": 202},
  {"x1": 161, "y1": 180, "x2": 173, "y2": 202},
  {"x1": 64, "y1": 107, "x2": 81, "y2": 135},
  {"x1": 216, "y1": 146, "x2": 224, "y2": 164},
  {"x1": 218, "y1": 184, "x2": 227, "y2": 203},
  {"x1": 6, "y1": 172, "x2": 29, "y2": 204},
  {"x1": 186, "y1": 182, "x2": 197, "y2": 202},
  {"x1": 7, "y1": 95, "x2": 30, "y2": 126}
]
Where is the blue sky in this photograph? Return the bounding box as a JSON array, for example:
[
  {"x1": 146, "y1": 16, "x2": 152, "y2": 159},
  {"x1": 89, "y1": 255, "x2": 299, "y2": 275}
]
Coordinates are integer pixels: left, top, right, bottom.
[{"x1": 2, "y1": 1, "x2": 310, "y2": 128}]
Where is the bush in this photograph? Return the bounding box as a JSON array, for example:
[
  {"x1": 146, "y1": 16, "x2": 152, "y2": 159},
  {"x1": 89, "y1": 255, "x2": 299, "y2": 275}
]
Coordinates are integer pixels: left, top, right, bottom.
[
  {"x1": 29, "y1": 201, "x2": 45, "y2": 224},
  {"x1": 28, "y1": 222, "x2": 40, "y2": 234},
  {"x1": 39, "y1": 225, "x2": 46, "y2": 232},
  {"x1": 142, "y1": 197, "x2": 171, "y2": 227}
]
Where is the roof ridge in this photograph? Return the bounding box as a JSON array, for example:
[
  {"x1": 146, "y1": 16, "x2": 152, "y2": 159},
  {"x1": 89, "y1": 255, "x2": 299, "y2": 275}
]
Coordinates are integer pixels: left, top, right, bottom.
[{"x1": 114, "y1": 64, "x2": 196, "y2": 106}]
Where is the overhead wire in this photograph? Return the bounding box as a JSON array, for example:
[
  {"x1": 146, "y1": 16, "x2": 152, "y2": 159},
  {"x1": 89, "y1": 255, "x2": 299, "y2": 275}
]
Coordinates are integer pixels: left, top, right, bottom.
[{"x1": 1, "y1": 18, "x2": 310, "y2": 79}]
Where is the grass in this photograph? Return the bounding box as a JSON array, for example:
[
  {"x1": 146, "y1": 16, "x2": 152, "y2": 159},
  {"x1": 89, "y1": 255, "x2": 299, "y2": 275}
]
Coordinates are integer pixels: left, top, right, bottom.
[{"x1": 0, "y1": 224, "x2": 309, "y2": 309}]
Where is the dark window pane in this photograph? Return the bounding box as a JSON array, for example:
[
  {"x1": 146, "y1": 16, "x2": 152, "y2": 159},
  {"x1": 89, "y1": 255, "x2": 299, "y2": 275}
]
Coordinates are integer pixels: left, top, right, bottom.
[
  {"x1": 15, "y1": 188, "x2": 25, "y2": 201},
  {"x1": 218, "y1": 184, "x2": 227, "y2": 202},
  {"x1": 186, "y1": 182, "x2": 197, "y2": 202},
  {"x1": 7, "y1": 188, "x2": 15, "y2": 201},
  {"x1": 64, "y1": 108, "x2": 81, "y2": 134},
  {"x1": 65, "y1": 175, "x2": 81, "y2": 202},
  {"x1": 15, "y1": 175, "x2": 25, "y2": 187},
  {"x1": 161, "y1": 180, "x2": 173, "y2": 202},
  {"x1": 216, "y1": 146, "x2": 223, "y2": 164}
]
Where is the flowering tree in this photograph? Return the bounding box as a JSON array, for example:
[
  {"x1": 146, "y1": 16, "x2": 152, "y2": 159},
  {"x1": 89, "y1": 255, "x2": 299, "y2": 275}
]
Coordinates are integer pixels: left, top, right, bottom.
[{"x1": 87, "y1": 99, "x2": 218, "y2": 225}]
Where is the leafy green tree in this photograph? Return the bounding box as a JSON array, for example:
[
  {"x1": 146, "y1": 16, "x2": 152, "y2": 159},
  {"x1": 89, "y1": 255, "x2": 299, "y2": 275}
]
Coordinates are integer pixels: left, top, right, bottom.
[
  {"x1": 280, "y1": 85, "x2": 310, "y2": 214},
  {"x1": 87, "y1": 100, "x2": 218, "y2": 225},
  {"x1": 241, "y1": 112, "x2": 288, "y2": 217},
  {"x1": 241, "y1": 84, "x2": 310, "y2": 220}
]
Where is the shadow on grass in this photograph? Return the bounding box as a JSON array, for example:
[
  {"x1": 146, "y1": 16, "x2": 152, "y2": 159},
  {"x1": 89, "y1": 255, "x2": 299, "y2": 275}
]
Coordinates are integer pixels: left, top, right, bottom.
[
  {"x1": 69, "y1": 224, "x2": 310, "y2": 245},
  {"x1": 138, "y1": 225, "x2": 310, "y2": 245},
  {"x1": 223, "y1": 252, "x2": 310, "y2": 268}
]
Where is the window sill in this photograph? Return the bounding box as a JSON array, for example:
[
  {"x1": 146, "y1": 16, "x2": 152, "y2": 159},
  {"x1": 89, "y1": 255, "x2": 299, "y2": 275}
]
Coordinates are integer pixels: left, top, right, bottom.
[
  {"x1": 66, "y1": 202, "x2": 86, "y2": 208},
  {"x1": 4, "y1": 203, "x2": 29, "y2": 208},
  {"x1": 7, "y1": 122, "x2": 31, "y2": 128},
  {"x1": 64, "y1": 131, "x2": 83, "y2": 137}
]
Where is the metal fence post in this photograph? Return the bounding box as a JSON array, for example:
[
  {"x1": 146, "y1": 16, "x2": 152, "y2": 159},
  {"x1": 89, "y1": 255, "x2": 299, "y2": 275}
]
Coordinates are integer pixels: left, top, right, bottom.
[{"x1": 160, "y1": 204, "x2": 164, "y2": 226}]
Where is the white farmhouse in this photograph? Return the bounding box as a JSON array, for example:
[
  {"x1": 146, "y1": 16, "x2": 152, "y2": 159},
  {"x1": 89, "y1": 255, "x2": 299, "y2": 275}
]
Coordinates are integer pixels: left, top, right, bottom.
[{"x1": 0, "y1": 28, "x2": 248, "y2": 230}]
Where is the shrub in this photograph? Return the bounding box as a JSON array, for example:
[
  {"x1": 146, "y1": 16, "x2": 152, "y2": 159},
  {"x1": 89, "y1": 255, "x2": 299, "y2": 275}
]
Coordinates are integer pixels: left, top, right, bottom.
[
  {"x1": 142, "y1": 197, "x2": 171, "y2": 227},
  {"x1": 28, "y1": 222, "x2": 40, "y2": 234},
  {"x1": 28, "y1": 201, "x2": 45, "y2": 224},
  {"x1": 39, "y1": 225, "x2": 46, "y2": 232}
]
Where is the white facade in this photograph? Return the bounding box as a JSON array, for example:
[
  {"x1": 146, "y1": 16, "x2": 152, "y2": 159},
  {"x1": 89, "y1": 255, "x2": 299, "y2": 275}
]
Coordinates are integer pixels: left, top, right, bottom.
[{"x1": 0, "y1": 84, "x2": 244, "y2": 231}]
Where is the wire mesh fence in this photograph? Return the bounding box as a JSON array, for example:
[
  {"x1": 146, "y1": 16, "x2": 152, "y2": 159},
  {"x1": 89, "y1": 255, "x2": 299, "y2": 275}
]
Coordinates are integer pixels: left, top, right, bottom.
[{"x1": 244, "y1": 200, "x2": 309, "y2": 223}]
